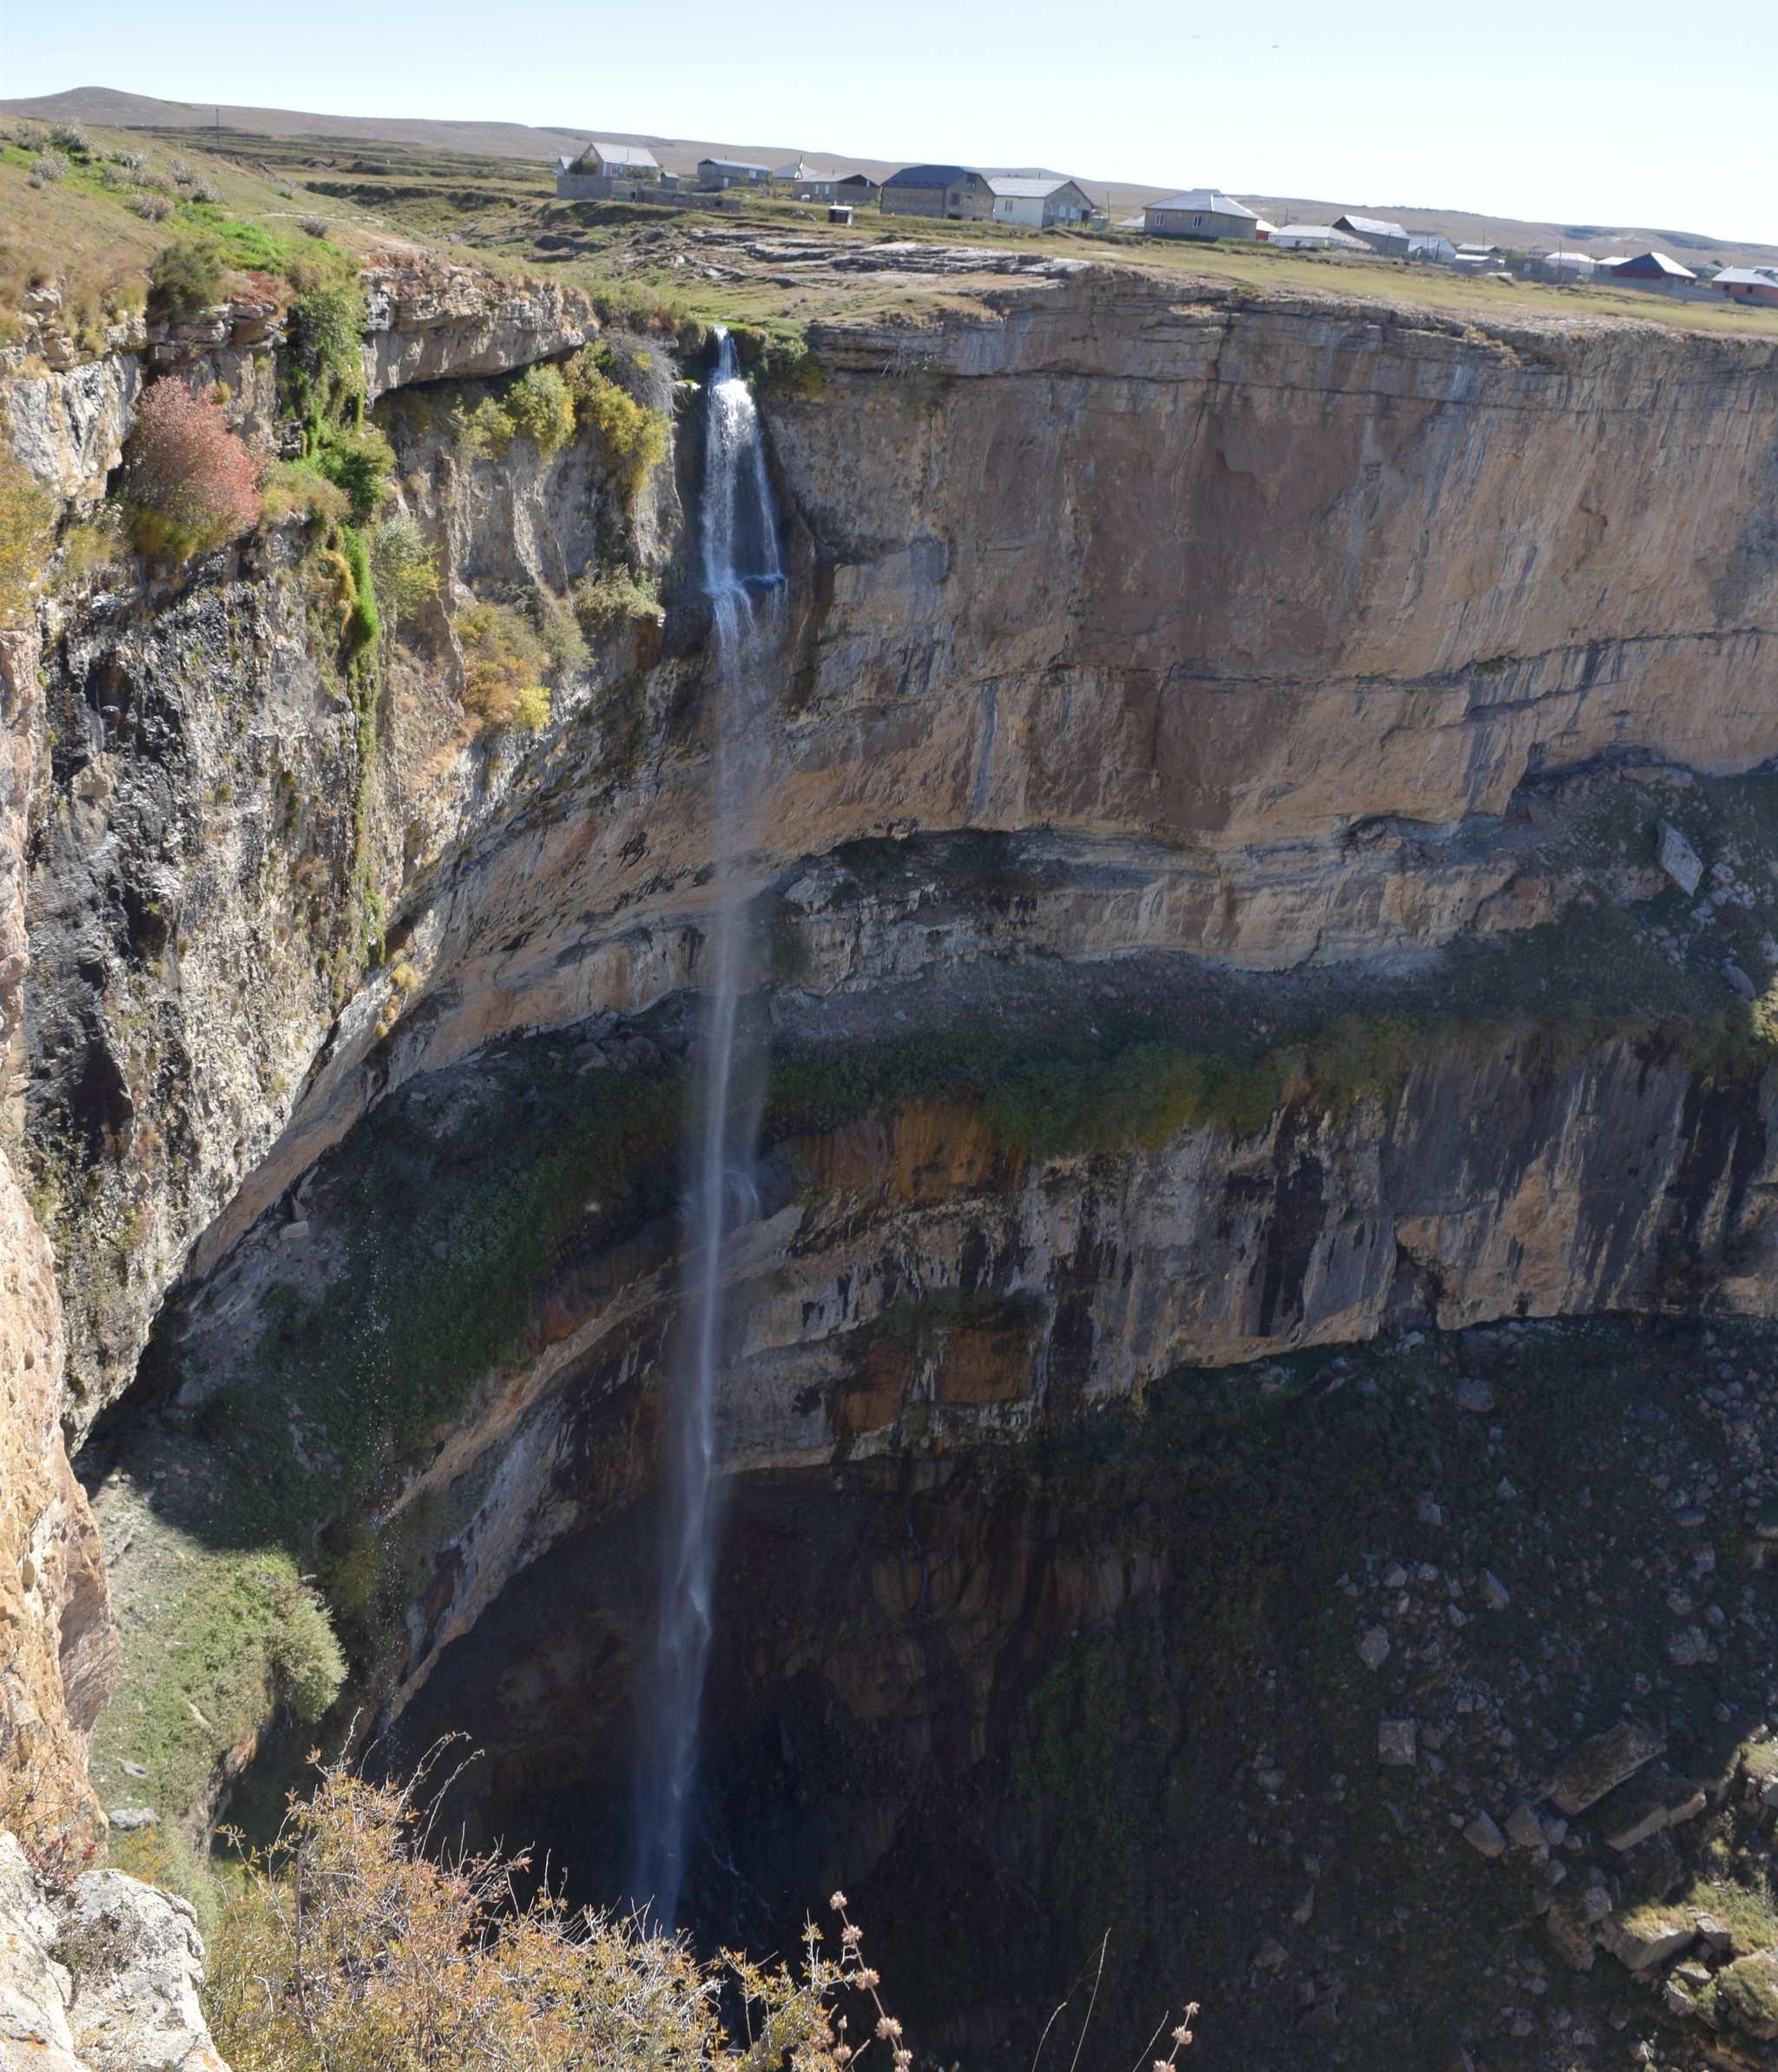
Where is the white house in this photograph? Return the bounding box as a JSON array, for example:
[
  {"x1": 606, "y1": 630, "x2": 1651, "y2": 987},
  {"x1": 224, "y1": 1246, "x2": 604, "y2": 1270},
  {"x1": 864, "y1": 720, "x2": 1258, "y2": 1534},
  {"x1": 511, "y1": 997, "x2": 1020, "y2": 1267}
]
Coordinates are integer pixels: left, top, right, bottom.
[
  {"x1": 773, "y1": 161, "x2": 845, "y2": 201},
  {"x1": 1143, "y1": 190, "x2": 1260, "y2": 241},
  {"x1": 555, "y1": 142, "x2": 660, "y2": 200},
  {"x1": 1406, "y1": 233, "x2": 1455, "y2": 264},
  {"x1": 987, "y1": 176, "x2": 1096, "y2": 228},
  {"x1": 1268, "y1": 222, "x2": 1371, "y2": 252}
]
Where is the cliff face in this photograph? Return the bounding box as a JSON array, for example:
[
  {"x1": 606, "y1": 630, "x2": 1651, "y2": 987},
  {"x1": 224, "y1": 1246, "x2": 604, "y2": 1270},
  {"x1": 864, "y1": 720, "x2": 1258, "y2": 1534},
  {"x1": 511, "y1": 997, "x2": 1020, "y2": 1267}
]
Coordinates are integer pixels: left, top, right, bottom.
[
  {"x1": 0, "y1": 624, "x2": 111, "y2": 1847},
  {"x1": 20, "y1": 270, "x2": 1778, "y2": 1435},
  {"x1": 10, "y1": 260, "x2": 1778, "y2": 2014}
]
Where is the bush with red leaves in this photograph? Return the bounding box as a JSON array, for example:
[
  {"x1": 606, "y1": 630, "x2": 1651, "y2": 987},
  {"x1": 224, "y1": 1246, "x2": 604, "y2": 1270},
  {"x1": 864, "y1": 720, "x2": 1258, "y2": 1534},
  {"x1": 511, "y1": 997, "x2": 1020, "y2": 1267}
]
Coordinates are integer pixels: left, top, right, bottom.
[{"x1": 120, "y1": 379, "x2": 261, "y2": 565}]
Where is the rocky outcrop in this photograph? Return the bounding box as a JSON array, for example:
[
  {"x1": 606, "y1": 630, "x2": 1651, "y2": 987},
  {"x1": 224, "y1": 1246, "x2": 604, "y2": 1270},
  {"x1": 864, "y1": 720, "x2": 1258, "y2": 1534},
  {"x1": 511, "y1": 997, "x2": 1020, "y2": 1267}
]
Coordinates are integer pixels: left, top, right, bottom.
[
  {"x1": 1, "y1": 624, "x2": 111, "y2": 1847},
  {"x1": 359, "y1": 261, "x2": 592, "y2": 400},
  {"x1": 2, "y1": 360, "x2": 140, "y2": 505},
  {"x1": 0, "y1": 1833, "x2": 227, "y2": 2072}
]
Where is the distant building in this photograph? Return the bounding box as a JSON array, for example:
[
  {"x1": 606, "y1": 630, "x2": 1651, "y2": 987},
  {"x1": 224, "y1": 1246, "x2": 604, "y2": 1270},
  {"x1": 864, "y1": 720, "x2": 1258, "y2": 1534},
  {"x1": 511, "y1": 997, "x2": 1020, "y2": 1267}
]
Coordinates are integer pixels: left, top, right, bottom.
[
  {"x1": 1600, "y1": 251, "x2": 1697, "y2": 290},
  {"x1": 987, "y1": 175, "x2": 1096, "y2": 228},
  {"x1": 1332, "y1": 213, "x2": 1410, "y2": 256},
  {"x1": 697, "y1": 157, "x2": 771, "y2": 189},
  {"x1": 1712, "y1": 266, "x2": 1778, "y2": 307},
  {"x1": 1535, "y1": 249, "x2": 1597, "y2": 278},
  {"x1": 836, "y1": 173, "x2": 879, "y2": 202},
  {"x1": 880, "y1": 165, "x2": 996, "y2": 220},
  {"x1": 1406, "y1": 233, "x2": 1455, "y2": 265},
  {"x1": 554, "y1": 142, "x2": 660, "y2": 200},
  {"x1": 1143, "y1": 189, "x2": 1260, "y2": 241},
  {"x1": 1268, "y1": 222, "x2": 1370, "y2": 252},
  {"x1": 773, "y1": 160, "x2": 845, "y2": 201}
]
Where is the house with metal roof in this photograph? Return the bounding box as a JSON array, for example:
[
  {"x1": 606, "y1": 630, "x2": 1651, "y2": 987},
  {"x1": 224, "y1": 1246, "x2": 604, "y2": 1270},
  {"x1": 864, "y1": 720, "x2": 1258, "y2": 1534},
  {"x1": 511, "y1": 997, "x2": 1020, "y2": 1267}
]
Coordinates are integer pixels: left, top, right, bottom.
[
  {"x1": 1711, "y1": 266, "x2": 1778, "y2": 306},
  {"x1": 1600, "y1": 251, "x2": 1697, "y2": 289},
  {"x1": 1332, "y1": 213, "x2": 1410, "y2": 256},
  {"x1": 881, "y1": 165, "x2": 996, "y2": 220},
  {"x1": 697, "y1": 157, "x2": 771, "y2": 190},
  {"x1": 1143, "y1": 190, "x2": 1260, "y2": 241},
  {"x1": 1268, "y1": 222, "x2": 1372, "y2": 252},
  {"x1": 772, "y1": 160, "x2": 846, "y2": 201},
  {"x1": 1406, "y1": 233, "x2": 1454, "y2": 265},
  {"x1": 988, "y1": 176, "x2": 1096, "y2": 229},
  {"x1": 555, "y1": 142, "x2": 661, "y2": 200}
]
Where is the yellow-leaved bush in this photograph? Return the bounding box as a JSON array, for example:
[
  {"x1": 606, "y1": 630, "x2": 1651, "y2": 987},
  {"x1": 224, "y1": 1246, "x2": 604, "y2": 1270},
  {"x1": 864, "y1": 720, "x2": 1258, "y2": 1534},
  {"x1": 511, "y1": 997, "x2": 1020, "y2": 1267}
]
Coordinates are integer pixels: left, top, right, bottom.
[{"x1": 204, "y1": 1756, "x2": 862, "y2": 2072}]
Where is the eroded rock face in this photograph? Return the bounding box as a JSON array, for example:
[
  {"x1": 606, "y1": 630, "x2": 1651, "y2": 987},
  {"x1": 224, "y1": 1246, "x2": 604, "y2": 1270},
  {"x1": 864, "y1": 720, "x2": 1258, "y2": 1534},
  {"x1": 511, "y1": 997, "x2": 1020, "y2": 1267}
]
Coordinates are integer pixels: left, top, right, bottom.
[
  {"x1": 0, "y1": 625, "x2": 112, "y2": 1845},
  {"x1": 360, "y1": 263, "x2": 591, "y2": 400}
]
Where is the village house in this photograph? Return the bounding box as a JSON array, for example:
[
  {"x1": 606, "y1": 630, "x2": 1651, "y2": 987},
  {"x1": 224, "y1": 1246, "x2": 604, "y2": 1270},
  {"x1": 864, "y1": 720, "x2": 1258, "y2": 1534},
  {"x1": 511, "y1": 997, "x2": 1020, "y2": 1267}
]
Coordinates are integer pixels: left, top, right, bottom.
[
  {"x1": 835, "y1": 173, "x2": 879, "y2": 204},
  {"x1": 554, "y1": 142, "x2": 660, "y2": 200},
  {"x1": 697, "y1": 157, "x2": 771, "y2": 190},
  {"x1": 1601, "y1": 251, "x2": 1697, "y2": 290},
  {"x1": 1333, "y1": 213, "x2": 1410, "y2": 256},
  {"x1": 772, "y1": 160, "x2": 845, "y2": 201},
  {"x1": 1406, "y1": 233, "x2": 1455, "y2": 264},
  {"x1": 1713, "y1": 266, "x2": 1778, "y2": 307},
  {"x1": 1268, "y1": 222, "x2": 1371, "y2": 251},
  {"x1": 987, "y1": 175, "x2": 1096, "y2": 228},
  {"x1": 880, "y1": 165, "x2": 997, "y2": 220},
  {"x1": 1143, "y1": 189, "x2": 1260, "y2": 241}
]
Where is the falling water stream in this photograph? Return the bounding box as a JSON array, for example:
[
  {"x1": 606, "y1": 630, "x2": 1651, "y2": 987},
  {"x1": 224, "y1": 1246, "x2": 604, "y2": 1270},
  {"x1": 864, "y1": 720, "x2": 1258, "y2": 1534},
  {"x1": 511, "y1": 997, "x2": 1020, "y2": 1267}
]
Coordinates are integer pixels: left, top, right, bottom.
[{"x1": 632, "y1": 331, "x2": 783, "y2": 1924}]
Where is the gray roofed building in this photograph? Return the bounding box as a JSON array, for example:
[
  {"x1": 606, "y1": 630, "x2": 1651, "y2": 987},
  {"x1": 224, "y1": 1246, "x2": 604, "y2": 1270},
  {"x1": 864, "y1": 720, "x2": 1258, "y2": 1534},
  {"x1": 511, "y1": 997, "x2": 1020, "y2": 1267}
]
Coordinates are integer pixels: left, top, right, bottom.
[
  {"x1": 881, "y1": 164, "x2": 995, "y2": 220},
  {"x1": 1143, "y1": 190, "x2": 1260, "y2": 241},
  {"x1": 555, "y1": 141, "x2": 662, "y2": 199},
  {"x1": 1714, "y1": 265, "x2": 1778, "y2": 306},
  {"x1": 1333, "y1": 213, "x2": 1410, "y2": 256},
  {"x1": 697, "y1": 157, "x2": 771, "y2": 188},
  {"x1": 987, "y1": 175, "x2": 1096, "y2": 228}
]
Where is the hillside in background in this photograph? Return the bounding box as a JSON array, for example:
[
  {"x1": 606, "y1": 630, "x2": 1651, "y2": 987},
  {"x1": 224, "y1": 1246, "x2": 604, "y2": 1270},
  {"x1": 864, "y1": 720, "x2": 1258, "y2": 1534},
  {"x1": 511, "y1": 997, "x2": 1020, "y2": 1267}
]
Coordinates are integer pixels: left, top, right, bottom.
[{"x1": 8, "y1": 83, "x2": 1778, "y2": 269}]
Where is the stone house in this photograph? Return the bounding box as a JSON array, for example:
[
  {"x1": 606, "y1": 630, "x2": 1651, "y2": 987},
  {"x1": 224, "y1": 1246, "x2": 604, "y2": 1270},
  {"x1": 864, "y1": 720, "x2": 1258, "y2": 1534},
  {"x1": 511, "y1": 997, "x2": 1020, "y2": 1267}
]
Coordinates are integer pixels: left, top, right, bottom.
[
  {"x1": 880, "y1": 165, "x2": 996, "y2": 220},
  {"x1": 1143, "y1": 190, "x2": 1260, "y2": 241},
  {"x1": 697, "y1": 158, "x2": 771, "y2": 189}
]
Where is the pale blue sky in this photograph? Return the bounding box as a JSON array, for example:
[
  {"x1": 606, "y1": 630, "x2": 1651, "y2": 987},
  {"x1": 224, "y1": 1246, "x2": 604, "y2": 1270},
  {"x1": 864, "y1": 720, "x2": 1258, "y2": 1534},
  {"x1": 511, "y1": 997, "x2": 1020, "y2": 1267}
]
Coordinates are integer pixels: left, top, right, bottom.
[{"x1": 6, "y1": 0, "x2": 1777, "y2": 241}]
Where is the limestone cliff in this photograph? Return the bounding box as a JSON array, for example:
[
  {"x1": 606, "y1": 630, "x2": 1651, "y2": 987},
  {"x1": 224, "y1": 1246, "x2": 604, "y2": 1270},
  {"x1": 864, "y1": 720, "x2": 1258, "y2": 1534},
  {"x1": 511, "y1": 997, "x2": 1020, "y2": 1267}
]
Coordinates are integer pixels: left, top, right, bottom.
[
  {"x1": 0, "y1": 623, "x2": 110, "y2": 1852},
  {"x1": 10, "y1": 258, "x2": 1778, "y2": 2009}
]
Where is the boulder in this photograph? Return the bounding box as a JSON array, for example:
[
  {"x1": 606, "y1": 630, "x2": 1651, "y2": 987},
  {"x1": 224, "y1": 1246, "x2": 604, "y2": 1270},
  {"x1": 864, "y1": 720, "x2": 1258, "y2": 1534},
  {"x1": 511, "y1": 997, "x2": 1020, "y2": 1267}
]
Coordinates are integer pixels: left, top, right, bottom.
[
  {"x1": 0, "y1": 1835, "x2": 229, "y2": 2072},
  {"x1": 1378, "y1": 1718, "x2": 1418, "y2": 1766},
  {"x1": 1463, "y1": 1811, "x2": 1507, "y2": 1858},
  {"x1": 1599, "y1": 1906, "x2": 1696, "y2": 1973},
  {"x1": 1548, "y1": 1722, "x2": 1666, "y2": 1816}
]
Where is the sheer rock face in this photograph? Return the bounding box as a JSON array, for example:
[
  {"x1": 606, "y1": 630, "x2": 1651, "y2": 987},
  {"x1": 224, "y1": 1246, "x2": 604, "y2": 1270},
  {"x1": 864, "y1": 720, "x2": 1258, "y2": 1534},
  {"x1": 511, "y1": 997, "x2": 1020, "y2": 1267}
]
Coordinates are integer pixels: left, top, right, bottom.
[
  {"x1": 0, "y1": 628, "x2": 112, "y2": 1844},
  {"x1": 153, "y1": 1006, "x2": 1778, "y2": 1729},
  {"x1": 0, "y1": 1836, "x2": 227, "y2": 2072},
  {"x1": 770, "y1": 277, "x2": 1778, "y2": 915},
  {"x1": 359, "y1": 264, "x2": 592, "y2": 399},
  {"x1": 13, "y1": 270, "x2": 1778, "y2": 1798},
  {"x1": 21, "y1": 275, "x2": 1778, "y2": 1433}
]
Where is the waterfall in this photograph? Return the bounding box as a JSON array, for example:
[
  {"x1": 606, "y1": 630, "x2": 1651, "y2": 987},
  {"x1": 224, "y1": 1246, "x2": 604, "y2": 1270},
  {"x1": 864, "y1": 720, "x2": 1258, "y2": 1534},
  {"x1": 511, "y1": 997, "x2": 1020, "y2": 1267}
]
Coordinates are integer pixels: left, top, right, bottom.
[{"x1": 632, "y1": 330, "x2": 782, "y2": 1926}]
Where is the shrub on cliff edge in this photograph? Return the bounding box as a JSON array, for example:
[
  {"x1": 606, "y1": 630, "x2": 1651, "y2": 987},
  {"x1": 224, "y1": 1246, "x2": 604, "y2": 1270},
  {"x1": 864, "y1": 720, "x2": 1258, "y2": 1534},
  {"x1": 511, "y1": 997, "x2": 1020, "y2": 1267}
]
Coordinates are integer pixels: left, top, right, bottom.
[
  {"x1": 205, "y1": 1756, "x2": 861, "y2": 2072},
  {"x1": 120, "y1": 380, "x2": 261, "y2": 565},
  {"x1": 148, "y1": 236, "x2": 226, "y2": 324}
]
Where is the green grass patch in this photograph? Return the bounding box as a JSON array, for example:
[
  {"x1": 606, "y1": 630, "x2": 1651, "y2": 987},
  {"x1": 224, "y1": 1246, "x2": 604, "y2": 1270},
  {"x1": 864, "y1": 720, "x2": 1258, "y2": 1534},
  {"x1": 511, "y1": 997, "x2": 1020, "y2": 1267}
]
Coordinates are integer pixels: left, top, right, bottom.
[
  {"x1": 88, "y1": 1508, "x2": 343, "y2": 1920},
  {"x1": 186, "y1": 1037, "x2": 683, "y2": 1558}
]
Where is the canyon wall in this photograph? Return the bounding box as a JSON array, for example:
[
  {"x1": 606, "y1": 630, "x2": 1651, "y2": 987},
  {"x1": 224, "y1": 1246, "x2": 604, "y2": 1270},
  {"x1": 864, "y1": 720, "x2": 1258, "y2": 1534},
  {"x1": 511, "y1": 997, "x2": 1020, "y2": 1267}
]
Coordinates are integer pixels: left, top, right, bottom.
[
  {"x1": 0, "y1": 623, "x2": 110, "y2": 1845},
  {"x1": 7, "y1": 260, "x2": 1778, "y2": 1905}
]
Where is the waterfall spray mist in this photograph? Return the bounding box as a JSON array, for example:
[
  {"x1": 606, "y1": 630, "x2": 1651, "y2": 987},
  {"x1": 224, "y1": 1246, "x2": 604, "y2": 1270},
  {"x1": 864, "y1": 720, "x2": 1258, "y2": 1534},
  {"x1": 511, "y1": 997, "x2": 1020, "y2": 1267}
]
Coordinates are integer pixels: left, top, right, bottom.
[{"x1": 632, "y1": 331, "x2": 783, "y2": 1925}]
